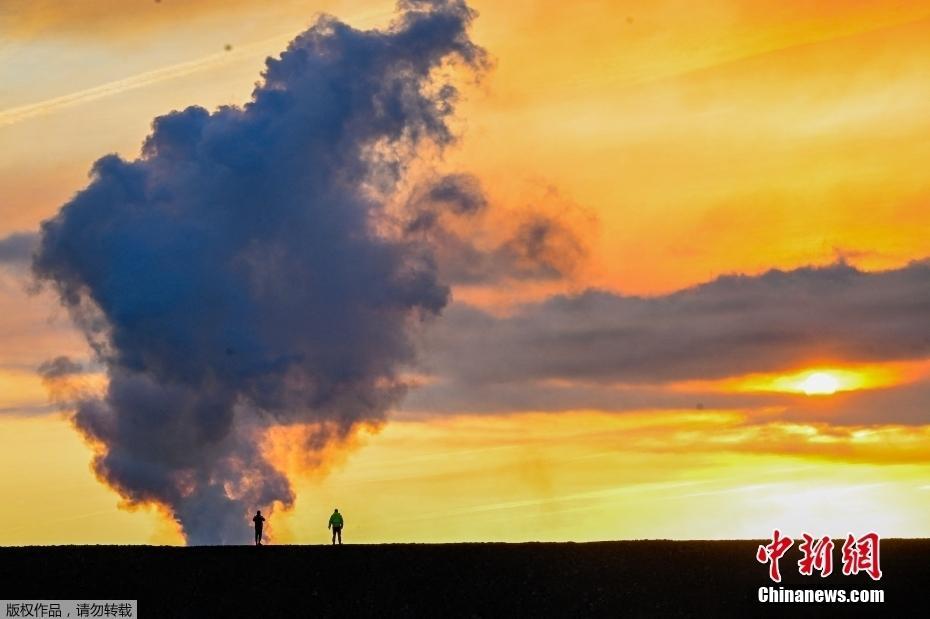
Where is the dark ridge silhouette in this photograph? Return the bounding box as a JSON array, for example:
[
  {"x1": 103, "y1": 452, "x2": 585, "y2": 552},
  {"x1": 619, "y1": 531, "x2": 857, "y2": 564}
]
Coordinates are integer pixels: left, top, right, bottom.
[{"x1": 0, "y1": 540, "x2": 925, "y2": 617}]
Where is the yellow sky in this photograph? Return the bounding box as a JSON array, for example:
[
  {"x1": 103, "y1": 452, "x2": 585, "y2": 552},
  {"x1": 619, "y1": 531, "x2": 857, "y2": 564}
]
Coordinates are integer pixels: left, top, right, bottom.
[
  {"x1": 1, "y1": 0, "x2": 929, "y2": 544},
  {"x1": 5, "y1": 410, "x2": 930, "y2": 545}
]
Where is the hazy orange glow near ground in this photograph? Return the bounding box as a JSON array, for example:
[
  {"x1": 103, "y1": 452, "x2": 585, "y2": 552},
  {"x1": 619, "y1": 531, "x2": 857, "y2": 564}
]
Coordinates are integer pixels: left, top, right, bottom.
[{"x1": 1, "y1": 0, "x2": 930, "y2": 545}]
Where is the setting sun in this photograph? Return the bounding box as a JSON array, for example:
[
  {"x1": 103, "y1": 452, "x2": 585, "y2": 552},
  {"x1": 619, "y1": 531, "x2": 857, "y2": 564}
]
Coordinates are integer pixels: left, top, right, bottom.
[
  {"x1": 800, "y1": 372, "x2": 840, "y2": 396},
  {"x1": 667, "y1": 360, "x2": 930, "y2": 396}
]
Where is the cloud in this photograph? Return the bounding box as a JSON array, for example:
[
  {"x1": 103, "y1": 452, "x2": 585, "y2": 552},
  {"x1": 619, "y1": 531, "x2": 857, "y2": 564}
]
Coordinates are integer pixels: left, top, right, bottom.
[
  {"x1": 33, "y1": 0, "x2": 486, "y2": 545},
  {"x1": 631, "y1": 417, "x2": 930, "y2": 465},
  {"x1": 780, "y1": 378, "x2": 930, "y2": 425},
  {"x1": 402, "y1": 375, "x2": 789, "y2": 415},
  {"x1": 402, "y1": 174, "x2": 587, "y2": 284},
  {"x1": 404, "y1": 173, "x2": 488, "y2": 232},
  {"x1": 37, "y1": 356, "x2": 84, "y2": 380},
  {"x1": 0, "y1": 232, "x2": 37, "y2": 268},
  {"x1": 413, "y1": 259, "x2": 930, "y2": 414}
]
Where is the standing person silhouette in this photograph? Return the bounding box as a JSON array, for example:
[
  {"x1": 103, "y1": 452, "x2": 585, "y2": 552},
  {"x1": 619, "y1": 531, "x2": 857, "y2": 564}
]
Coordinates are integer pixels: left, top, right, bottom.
[
  {"x1": 328, "y1": 508, "x2": 344, "y2": 545},
  {"x1": 253, "y1": 510, "x2": 266, "y2": 546}
]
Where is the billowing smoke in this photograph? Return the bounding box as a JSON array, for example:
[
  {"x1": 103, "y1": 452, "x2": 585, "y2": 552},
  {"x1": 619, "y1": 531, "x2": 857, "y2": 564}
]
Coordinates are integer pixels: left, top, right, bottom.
[
  {"x1": 0, "y1": 231, "x2": 37, "y2": 270},
  {"x1": 403, "y1": 174, "x2": 587, "y2": 284},
  {"x1": 32, "y1": 0, "x2": 486, "y2": 544}
]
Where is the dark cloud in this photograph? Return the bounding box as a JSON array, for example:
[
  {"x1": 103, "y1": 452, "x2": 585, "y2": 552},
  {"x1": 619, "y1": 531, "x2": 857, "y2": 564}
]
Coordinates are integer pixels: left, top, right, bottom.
[
  {"x1": 405, "y1": 173, "x2": 488, "y2": 233},
  {"x1": 488, "y1": 215, "x2": 586, "y2": 282},
  {"x1": 37, "y1": 356, "x2": 85, "y2": 380},
  {"x1": 33, "y1": 0, "x2": 486, "y2": 545},
  {"x1": 416, "y1": 260, "x2": 930, "y2": 412},
  {"x1": 402, "y1": 377, "x2": 792, "y2": 415},
  {"x1": 780, "y1": 378, "x2": 930, "y2": 425},
  {"x1": 403, "y1": 372, "x2": 930, "y2": 425},
  {"x1": 0, "y1": 232, "x2": 38, "y2": 268},
  {"x1": 36, "y1": 356, "x2": 98, "y2": 410},
  {"x1": 402, "y1": 175, "x2": 587, "y2": 284}
]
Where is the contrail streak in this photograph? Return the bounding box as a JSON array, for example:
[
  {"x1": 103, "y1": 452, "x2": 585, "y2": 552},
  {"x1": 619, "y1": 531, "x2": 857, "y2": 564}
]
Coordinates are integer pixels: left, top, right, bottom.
[
  {"x1": 0, "y1": 9, "x2": 392, "y2": 129},
  {"x1": 0, "y1": 40, "x2": 273, "y2": 128}
]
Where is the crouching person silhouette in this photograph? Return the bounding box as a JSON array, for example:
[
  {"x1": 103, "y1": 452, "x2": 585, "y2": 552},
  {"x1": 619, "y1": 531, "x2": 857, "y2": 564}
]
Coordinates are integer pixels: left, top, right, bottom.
[
  {"x1": 328, "y1": 508, "x2": 344, "y2": 545},
  {"x1": 253, "y1": 510, "x2": 266, "y2": 546}
]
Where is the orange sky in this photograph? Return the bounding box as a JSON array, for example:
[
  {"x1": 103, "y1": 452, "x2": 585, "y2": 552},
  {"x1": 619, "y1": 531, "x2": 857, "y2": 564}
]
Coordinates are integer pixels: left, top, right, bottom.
[{"x1": 1, "y1": 0, "x2": 929, "y2": 545}]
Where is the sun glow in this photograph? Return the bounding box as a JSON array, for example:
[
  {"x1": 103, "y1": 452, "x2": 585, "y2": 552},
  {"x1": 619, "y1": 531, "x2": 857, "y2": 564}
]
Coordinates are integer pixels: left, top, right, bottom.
[
  {"x1": 667, "y1": 361, "x2": 926, "y2": 396},
  {"x1": 799, "y1": 371, "x2": 839, "y2": 396}
]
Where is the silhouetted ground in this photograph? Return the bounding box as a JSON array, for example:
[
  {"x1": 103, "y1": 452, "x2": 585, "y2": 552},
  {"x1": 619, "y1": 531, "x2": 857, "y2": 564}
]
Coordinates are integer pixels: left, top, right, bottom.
[{"x1": 1, "y1": 540, "x2": 926, "y2": 617}]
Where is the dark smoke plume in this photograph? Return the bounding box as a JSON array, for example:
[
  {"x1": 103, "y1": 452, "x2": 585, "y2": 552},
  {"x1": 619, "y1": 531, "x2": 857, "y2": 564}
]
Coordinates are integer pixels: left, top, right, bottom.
[
  {"x1": 33, "y1": 0, "x2": 486, "y2": 544},
  {"x1": 403, "y1": 174, "x2": 587, "y2": 284},
  {"x1": 0, "y1": 231, "x2": 37, "y2": 270}
]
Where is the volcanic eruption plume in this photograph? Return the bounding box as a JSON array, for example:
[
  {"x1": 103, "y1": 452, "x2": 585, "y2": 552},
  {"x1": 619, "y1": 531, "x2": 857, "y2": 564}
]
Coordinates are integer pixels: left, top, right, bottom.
[{"x1": 32, "y1": 0, "x2": 487, "y2": 544}]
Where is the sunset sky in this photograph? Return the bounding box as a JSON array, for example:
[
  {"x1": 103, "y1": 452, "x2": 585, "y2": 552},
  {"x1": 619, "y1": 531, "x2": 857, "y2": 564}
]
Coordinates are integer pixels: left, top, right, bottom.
[{"x1": 1, "y1": 0, "x2": 929, "y2": 545}]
